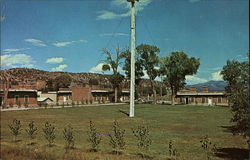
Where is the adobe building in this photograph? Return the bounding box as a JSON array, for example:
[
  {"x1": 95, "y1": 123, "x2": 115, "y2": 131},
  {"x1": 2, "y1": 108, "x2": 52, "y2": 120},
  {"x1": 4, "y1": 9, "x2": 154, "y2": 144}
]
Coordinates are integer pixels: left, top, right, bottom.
[
  {"x1": 57, "y1": 88, "x2": 72, "y2": 104},
  {"x1": 175, "y1": 86, "x2": 228, "y2": 106},
  {"x1": 0, "y1": 89, "x2": 38, "y2": 107}
]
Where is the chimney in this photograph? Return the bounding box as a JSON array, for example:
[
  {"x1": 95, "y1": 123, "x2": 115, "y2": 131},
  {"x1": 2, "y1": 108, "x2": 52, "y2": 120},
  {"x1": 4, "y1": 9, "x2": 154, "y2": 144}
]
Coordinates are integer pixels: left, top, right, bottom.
[
  {"x1": 202, "y1": 86, "x2": 209, "y2": 92},
  {"x1": 189, "y1": 86, "x2": 197, "y2": 92}
]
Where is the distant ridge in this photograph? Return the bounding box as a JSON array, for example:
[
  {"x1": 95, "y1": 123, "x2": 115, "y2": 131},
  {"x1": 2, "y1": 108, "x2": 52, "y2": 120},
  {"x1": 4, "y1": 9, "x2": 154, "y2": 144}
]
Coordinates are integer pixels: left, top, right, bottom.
[{"x1": 186, "y1": 80, "x2": 227, "y2": 91}]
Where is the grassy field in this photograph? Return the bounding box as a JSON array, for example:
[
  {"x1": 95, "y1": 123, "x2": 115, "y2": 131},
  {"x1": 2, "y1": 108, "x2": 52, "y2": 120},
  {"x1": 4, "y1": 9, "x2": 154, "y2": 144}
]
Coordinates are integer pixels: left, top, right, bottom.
[{"x1": 0, "y1": 104, "x2": 249, "y2": 160}]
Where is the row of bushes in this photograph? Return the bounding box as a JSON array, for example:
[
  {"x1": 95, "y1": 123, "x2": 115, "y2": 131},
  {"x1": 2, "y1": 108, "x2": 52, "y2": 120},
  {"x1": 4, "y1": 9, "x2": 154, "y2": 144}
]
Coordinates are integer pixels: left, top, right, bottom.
[{"x1": 8, "y1": 119, "x2": 217, "y2": 160}]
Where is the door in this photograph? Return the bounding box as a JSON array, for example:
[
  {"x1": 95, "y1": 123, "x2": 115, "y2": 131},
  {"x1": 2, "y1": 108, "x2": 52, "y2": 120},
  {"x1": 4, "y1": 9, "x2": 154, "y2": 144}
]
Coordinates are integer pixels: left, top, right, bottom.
[{"x1": 185, "y1": 97, "x2": 189, "y2": 104}]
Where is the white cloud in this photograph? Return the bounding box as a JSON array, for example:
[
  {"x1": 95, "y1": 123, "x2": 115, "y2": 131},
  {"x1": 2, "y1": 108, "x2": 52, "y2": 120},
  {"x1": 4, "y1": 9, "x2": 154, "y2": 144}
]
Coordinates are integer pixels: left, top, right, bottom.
[
  {"x1": 53, "y1": 41, "x2": 72, "y2": 47},
  {"x1": 185, "y1": 75, "x2": 208, "y2": 85},
  {"x1": 1, "y1": 54, "x2": 35, "y2": 68},
  {"x1": 90, "y1": 63, "x2": 105, "y2": 73},
  {"x1": 89, "y1": 63, "x2": 123, "y2": 73},
  {"x1": 3, "y1": 48, "x2": 30, "y2": 53},
  {"x1": 24, "y1": 38, "x2": 47, "y2": 47},
  {"x1": 97, "y1": 0, "x2": 152, "y2": 20},
  {"x1": 53, "y1": 40, "x2": 87, "y2": 47},
  {"x1": 46, "y1": 57, "x2": 64, "y2": 64},
  {"x1": 51, "y1": 64, "x2": 68, "y2": 71},
  {"x1": 100, "y1": 32, "x2": 129, "y2": 37},
  {"x1": 211, "y1": 71, "x2": 223, "y2": 81}
]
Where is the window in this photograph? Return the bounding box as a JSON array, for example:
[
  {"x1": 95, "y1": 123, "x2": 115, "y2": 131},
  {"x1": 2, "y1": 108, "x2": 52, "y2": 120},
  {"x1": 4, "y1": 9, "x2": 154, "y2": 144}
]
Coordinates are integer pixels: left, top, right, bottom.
[
  {"x1": 191, "y1": 97, "x2": 194, "y2": 103},
  {"x1": 24, "y1": 95, "x2": 29, "y2": 104},
  {"x1": 14, "y1": 95, "x2": 19, "y2": 104},
  {"x1": 218, "y1": 97, "x2": 222, "y2": 103},
  {"x1": 202, "y1": 97, "x2": 205, "y2": 103}
]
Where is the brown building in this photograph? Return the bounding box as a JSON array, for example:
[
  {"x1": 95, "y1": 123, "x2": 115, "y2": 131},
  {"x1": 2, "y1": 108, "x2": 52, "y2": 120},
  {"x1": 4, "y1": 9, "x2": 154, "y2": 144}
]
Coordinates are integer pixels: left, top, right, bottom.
[
  {"x1": 0, "y1": 89, "x2": 38, "y2": 107},
  {"x1": 175, "y1": 86, "x2": 228, "y2": 106},
  {"x1": 57, "y1": 88, "x2": 72, "y2": 104}
]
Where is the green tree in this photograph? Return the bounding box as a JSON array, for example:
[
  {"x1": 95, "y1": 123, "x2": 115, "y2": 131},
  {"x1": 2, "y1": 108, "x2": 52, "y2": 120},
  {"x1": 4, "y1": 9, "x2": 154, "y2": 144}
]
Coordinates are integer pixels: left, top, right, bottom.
[
  {"x1": 136, "y1": 44, "x2": 160, "y2": 104},
  {"x1": 101, "y1": 47, "x2": 124, "y2": 103},
  {"x1": 43, "y1": 122, "x2": 56, "y2": 147},
  {"x1": 160, "y1": 51, "x2": 200, "y2": 105},
  {"x1": 9, "y1": 119, "x2": 22, "y2": 142},
  {"x1": 221, "y1": 58, "x2": 249, "y2": 140},
  {"x1": 54, "y1": 74, "x2": 72, "y2": 91},
  {"x1": 87, "y1": 121, "x2": 101, "y2": 152},
  {"x1": 26, "y1": 121, "x2": 38, "y2": 142},
  {"x1": 122, "y1": 49, "x2": 144, "y2": 99}
]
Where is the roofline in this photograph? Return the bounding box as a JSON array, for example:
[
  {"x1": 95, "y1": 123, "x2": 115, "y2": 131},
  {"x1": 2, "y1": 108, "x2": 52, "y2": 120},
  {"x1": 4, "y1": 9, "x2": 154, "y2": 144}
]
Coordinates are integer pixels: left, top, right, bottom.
[
  {"x1": 0, "y1": 89, "x2": 37, "y2": 92},
  {"x1": 177, "y1": 92, "x2": 225, "y2": 96}
]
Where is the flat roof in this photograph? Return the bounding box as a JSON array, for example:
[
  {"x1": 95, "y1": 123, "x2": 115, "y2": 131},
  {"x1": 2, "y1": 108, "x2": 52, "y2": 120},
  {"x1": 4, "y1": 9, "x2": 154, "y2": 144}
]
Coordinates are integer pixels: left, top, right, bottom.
[
  {"x1": 177, "y1": 92, "x2": 225, "y2": 96},
  {"x1": 0, "y1": 89, "x2": 37, "y2": 92},
  {"x1": 57, "y1": 91, "x2": 72, "y2": 93},
  {"x1": 91, "y1": 90, "x2": 112, "y2": 93}
]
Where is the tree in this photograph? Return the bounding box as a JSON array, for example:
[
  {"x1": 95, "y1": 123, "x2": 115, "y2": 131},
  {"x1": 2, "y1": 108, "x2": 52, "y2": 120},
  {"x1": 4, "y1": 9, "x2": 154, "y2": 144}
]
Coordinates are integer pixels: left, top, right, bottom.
[
  {"x1": 160, "y1": 52, "x2": 200, "y2": 105},
  {"x1": 122, "y1": 49, "x2": 144, "y2": 98},
  {"x1": 101, "y1": 47, "x2": 124, "y2": 103},
  {"x1": 54, "y1": 74, "x2": 72, "y2": 91},
  {"x1": 136, "y1": 44, "x2": 160, "y2": 104},
  {"x1": 221, "y1": 58, "x2": 249, "y2": 139}
]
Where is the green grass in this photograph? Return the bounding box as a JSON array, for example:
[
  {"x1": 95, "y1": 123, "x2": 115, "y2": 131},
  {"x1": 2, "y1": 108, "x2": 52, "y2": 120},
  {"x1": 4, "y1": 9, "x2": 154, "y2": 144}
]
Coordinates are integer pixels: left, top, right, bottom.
[{"x1": 0, "y1": 104, "x2": 248, "y2": 160}]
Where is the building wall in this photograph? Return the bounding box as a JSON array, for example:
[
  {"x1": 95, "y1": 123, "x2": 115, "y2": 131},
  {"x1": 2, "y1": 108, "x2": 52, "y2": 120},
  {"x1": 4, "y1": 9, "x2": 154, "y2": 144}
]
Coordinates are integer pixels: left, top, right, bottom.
[
  {"x1": 39, "y1": 93, "x2": 57, "y2": 103},
  {"x1": 175, "y1": 95, "x2": 228, "y2": 106},
  {"x1": 72, "y1": 88, "x2": 92, "y2": 102},
  {"x1": 57, "y1": 93, "x2": 72, "y2": 104},
  {"x1": 5, "y1": 91, "x2": 37, "y2": 107}
]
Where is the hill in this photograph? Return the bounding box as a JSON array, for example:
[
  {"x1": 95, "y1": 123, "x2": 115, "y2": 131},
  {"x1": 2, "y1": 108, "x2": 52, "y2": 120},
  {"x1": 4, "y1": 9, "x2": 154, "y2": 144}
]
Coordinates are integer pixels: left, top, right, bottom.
[{"x1": 186, "y1": 80, "x2": 227, "y2": 91}]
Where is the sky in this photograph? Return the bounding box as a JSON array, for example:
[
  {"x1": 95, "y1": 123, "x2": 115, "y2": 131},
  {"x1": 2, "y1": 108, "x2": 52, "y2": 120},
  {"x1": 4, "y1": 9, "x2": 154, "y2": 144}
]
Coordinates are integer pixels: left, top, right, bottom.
[{"x1": 0, "y1": 0, "x2": 249, "y2": 84}]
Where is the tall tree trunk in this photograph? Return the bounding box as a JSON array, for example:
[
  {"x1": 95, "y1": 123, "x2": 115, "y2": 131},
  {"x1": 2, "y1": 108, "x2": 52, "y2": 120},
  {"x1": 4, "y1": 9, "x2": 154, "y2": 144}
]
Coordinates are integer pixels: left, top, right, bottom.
[
  {"x1": 150, "y1": 80, "x2": 157, "y2": 104},
  {"x1": 114, "y1": 87, "x2": 118, "y2": 103},
  {"x1": 171, "y1": 89, "x2": 175, "y2": 105}
]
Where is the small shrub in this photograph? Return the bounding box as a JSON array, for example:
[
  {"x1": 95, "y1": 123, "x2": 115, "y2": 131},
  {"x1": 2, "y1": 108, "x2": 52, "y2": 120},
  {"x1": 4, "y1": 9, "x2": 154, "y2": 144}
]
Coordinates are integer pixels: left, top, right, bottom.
[
  {"x1": 62, "y1": 102, "x2": 65, "y2": 108},
  {"x1": 17, "y1": 101, "x2": 21, "y2": 108},
  {"x1": 9, "y1": 119, "x2": 22, "y2": 142},
  {"x1": 108, "y1": 120, "x2": 126, "y2": 154},
  {"x1": 168, "y1": 140, "x2": 180, "y2": 159},
  {"x1": 132, "y1": 124, "x2": 152, "y2": 156},
  {"x1": 200, "y1": 135, "x2": 216, "y2": 160},
  {"x1": 56, "y1": 102, "x2": 59, "y2": 106},
  {"x1": 87, "y1": 121, "x2": 101, "y2": 151},
  {"x1": 25, "y1": 121, "x2": 38, "y2": 141},
  {"x1": 90, "y1": 99, "x2": 93, "y2": 104},
  {"x1": 63, "y1": 125, "x2": 75, "y2": 149},
  {"x1": 85, "y1": 99, "x2": 88, "y2": 104},
  {"x1": 43, "y1": 122, "x2": 56, "y2": 147},
  {"x1": 72, "y1": 101, "x2": 75, "y2": 107}
]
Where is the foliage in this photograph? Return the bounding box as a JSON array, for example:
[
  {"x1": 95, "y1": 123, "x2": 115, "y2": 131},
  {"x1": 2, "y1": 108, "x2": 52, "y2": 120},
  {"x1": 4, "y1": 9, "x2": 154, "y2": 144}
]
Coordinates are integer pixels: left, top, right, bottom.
[
  {"x1": 136, "y1": 44, "x2": 160, "y2": 104},
  {"x1": 63, "y1": 125, "x2": 74, "y2": 149},
  {"x1": 101, "y1": 47, "x2": 124, "y2": 102},
  {"x1": 89, "y1": 78, "x2": 99, "y2": 86},
  {"x1": 132, "y1": 124, "x2": 152, "y2": 152},
  {"x1": 200, "y1": 135, "x2": 217, "y2": 160},
  {"x1": 87, "y1": 121, "x2": 101, "y2": 151},
  {"x1": 8, "y1": 119, "x2": 22, "y2": 142},
  {"x1": 168, "y1": 140, "x2": 180, "y2": 158},
  {"x1": 54, "y1": 74, "x2": 72, "y2": 91},
  {"x1": 221, "y1": 58, "x2": 250, "y2": 137},
  {"x1": 43, "y1": 122, "x2": 56, "y2": 146},
  {"x1": 108, "y1": 120, "x2": 126, "y2": 152},
  {"x1": 25, "y1": 121, "x2": 37, "y2": 140},
  {"x1": 160, "y1": 51, "x2": 200, "y2": 105}
]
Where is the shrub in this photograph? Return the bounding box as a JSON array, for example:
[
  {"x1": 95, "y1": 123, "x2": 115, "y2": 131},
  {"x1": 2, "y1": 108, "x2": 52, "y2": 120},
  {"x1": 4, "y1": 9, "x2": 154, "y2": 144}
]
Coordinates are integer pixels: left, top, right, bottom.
[
  {"x1": 43, "y1": 122, "x2": 56, "y2": 147},
  {"x1": 63, "y1": 125, "x2": 75, "y2": 149},
  {"x1": 87, "y1": 121, "x2": 101, "y2": 151},
  {"x1": 9, "y1": 119, "x2": 22, "y2": 142},
  {"x1": 108, "y1": 120, "x2": 126, "y2": 154},
  {"x1": 168, "y1": 140, "x2": 180, "y2": 159},
  {"x1": 25, "y1": 121, "x2": 37, "y2": 141},
  {"x1": 200, "y1": 135, "x2": 216, "y2": 160},
  {"x1": 132, "y1": 124, "x2": 152, "y2": 156}
]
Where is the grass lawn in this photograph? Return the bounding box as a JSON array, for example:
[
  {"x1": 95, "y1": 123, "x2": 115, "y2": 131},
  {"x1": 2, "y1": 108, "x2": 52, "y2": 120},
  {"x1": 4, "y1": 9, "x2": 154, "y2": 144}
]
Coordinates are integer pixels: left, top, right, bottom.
[{"x1": 0, "y1": 104, "x2": 248, "y2": 160}]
